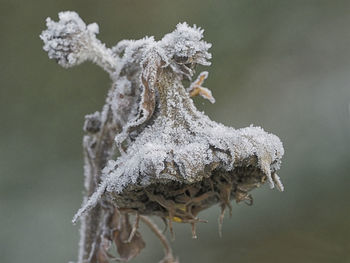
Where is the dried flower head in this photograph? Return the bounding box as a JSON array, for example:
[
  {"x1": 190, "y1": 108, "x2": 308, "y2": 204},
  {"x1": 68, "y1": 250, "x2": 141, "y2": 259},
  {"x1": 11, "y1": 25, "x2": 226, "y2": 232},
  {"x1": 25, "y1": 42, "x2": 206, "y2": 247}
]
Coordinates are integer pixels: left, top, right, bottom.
[{"x1": 41, "y1": 11, "x2": 285, "y2": 263}]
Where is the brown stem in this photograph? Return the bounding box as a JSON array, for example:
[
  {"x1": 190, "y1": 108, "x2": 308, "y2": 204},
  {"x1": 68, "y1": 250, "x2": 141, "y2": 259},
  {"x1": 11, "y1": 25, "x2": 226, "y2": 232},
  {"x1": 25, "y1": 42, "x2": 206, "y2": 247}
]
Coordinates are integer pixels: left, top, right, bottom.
[{"x1": 140, "y1": 216, "x2": 176, "y2": 262}]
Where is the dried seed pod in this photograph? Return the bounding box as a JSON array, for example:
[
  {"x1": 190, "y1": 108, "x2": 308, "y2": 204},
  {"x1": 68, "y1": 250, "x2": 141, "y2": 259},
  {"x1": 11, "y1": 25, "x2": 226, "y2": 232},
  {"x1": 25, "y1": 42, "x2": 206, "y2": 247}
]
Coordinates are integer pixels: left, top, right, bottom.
[
  {"x1": 71, "y1": 22, "x2": 284, "y2": 230},
  {"x1": 103, "y1": 71, "x2": 283, "y2": 225}
]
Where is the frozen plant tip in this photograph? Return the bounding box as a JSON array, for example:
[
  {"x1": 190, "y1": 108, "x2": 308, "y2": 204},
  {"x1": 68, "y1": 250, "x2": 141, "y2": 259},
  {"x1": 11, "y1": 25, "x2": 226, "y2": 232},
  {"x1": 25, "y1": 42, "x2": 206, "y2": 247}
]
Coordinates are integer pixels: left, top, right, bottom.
[
  {"x1": 40, "y1": 11, "x2": 117, "y2": 74},
  {"x1": 41, "y1": 11, "x2": 285, "y2": 263}
]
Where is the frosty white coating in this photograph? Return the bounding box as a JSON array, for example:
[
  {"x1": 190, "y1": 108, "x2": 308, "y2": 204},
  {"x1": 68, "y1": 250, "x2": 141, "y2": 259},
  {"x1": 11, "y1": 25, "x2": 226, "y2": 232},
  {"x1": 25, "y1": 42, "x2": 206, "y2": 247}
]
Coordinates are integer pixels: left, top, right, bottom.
[{"x1": 41, "y1": 11, "x2": 285, "y2": 262}]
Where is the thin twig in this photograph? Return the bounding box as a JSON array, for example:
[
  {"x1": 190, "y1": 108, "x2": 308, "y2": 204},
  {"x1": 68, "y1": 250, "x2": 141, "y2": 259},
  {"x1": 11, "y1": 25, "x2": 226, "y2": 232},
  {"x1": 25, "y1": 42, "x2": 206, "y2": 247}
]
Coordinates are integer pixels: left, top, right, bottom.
[{"x1": 140, "y1": 215, "x2": 176, "y2": 262}]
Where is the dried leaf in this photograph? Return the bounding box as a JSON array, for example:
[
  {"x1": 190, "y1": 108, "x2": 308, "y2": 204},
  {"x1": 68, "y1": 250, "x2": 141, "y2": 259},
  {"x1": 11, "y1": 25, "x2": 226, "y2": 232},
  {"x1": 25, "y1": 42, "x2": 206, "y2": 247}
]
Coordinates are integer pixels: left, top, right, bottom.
[
  {"x1": 125, "y1": 51, "x2": 162, "y2": 135},
  {"x1": 188, "y1": 71, "x2": 215, "y2": 103},
  {"x1": 97, "y1": 248, "x2": 111, "y2": 263},
  {"x1": 111, "y1": 210, "x2": 145, "y2": 262}
]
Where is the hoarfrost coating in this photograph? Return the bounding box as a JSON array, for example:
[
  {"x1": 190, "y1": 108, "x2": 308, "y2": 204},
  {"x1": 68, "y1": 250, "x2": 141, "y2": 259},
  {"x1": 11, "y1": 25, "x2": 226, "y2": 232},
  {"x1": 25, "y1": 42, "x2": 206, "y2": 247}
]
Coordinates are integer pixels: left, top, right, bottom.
[{"x1": 40, "y1": 12, "x2": 284, "y2": 225}]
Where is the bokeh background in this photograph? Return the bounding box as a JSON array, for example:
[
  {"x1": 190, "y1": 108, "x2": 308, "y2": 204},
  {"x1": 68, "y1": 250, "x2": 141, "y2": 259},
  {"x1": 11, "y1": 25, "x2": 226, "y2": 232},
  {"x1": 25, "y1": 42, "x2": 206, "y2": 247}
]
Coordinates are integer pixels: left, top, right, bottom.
[{"x1": 1, "y1": 1, "x2": 350, "y2": 262}]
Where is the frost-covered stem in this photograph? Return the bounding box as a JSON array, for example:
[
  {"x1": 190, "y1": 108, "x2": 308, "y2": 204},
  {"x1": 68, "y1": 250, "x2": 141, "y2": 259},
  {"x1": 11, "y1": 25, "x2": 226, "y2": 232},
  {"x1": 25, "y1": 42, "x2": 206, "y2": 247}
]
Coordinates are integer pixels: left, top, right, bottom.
[
  {"x1": 79, "y1": 108, "x2": 120, "y2": 263},
  {"x1": 85, "y1": 41, "x2": 118, "y2": 76},
  {"x1": 157, "y1": 69, "x2": 195, "y2": 119},
  {"x1": 78, "y1": 202, "x2": 102, "y2": 262}
]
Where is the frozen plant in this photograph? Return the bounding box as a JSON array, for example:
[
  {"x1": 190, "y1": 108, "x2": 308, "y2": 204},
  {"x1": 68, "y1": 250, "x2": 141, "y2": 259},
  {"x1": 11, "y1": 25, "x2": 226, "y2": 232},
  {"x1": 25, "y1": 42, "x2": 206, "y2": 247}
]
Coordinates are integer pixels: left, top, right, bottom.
[{"x1": 41, "y1": 11, "x2": 285, "y2": 263}]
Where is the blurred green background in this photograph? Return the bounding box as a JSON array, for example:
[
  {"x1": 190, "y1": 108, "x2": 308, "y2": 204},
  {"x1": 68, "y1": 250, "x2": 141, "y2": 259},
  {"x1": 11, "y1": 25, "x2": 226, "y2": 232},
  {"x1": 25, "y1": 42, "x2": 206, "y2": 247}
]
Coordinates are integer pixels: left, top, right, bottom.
[{"x1": 1, "y1": 0, "x2": 350, "y2": 262}]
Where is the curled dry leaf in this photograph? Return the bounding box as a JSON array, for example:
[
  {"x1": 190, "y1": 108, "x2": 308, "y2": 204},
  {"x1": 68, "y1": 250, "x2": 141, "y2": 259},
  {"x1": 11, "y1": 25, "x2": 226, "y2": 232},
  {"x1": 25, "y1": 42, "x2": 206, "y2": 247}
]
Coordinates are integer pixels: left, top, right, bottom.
[{"x1": 110, "y1": 210, "x2": 145, "y2": 262}]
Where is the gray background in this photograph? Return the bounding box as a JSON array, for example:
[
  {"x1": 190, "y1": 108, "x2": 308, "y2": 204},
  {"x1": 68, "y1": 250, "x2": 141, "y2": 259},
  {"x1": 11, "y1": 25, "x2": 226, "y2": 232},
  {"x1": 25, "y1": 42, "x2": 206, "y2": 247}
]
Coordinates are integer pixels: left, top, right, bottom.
[{"x1": 1, "y1": 1, "x2": 349, "y2": 262}]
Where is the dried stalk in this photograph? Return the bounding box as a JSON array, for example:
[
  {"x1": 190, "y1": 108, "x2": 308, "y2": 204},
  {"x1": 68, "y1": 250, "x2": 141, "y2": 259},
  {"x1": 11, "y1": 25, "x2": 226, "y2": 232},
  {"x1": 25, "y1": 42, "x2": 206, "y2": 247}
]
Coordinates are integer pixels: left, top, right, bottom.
[
  {"x1": 140, "y1": 216, "x2": 178, "y2": 263},
  {"x1": 78, "y1": 108, "x2": 119, "y2": 262}
]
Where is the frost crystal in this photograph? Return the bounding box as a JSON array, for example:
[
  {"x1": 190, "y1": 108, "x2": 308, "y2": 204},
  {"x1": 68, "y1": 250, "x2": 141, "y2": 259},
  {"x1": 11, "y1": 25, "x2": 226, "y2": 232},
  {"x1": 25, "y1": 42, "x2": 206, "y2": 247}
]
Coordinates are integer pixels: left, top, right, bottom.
[{"x1": 41, "y1": 11, "x2": 285, "y2": 263}]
